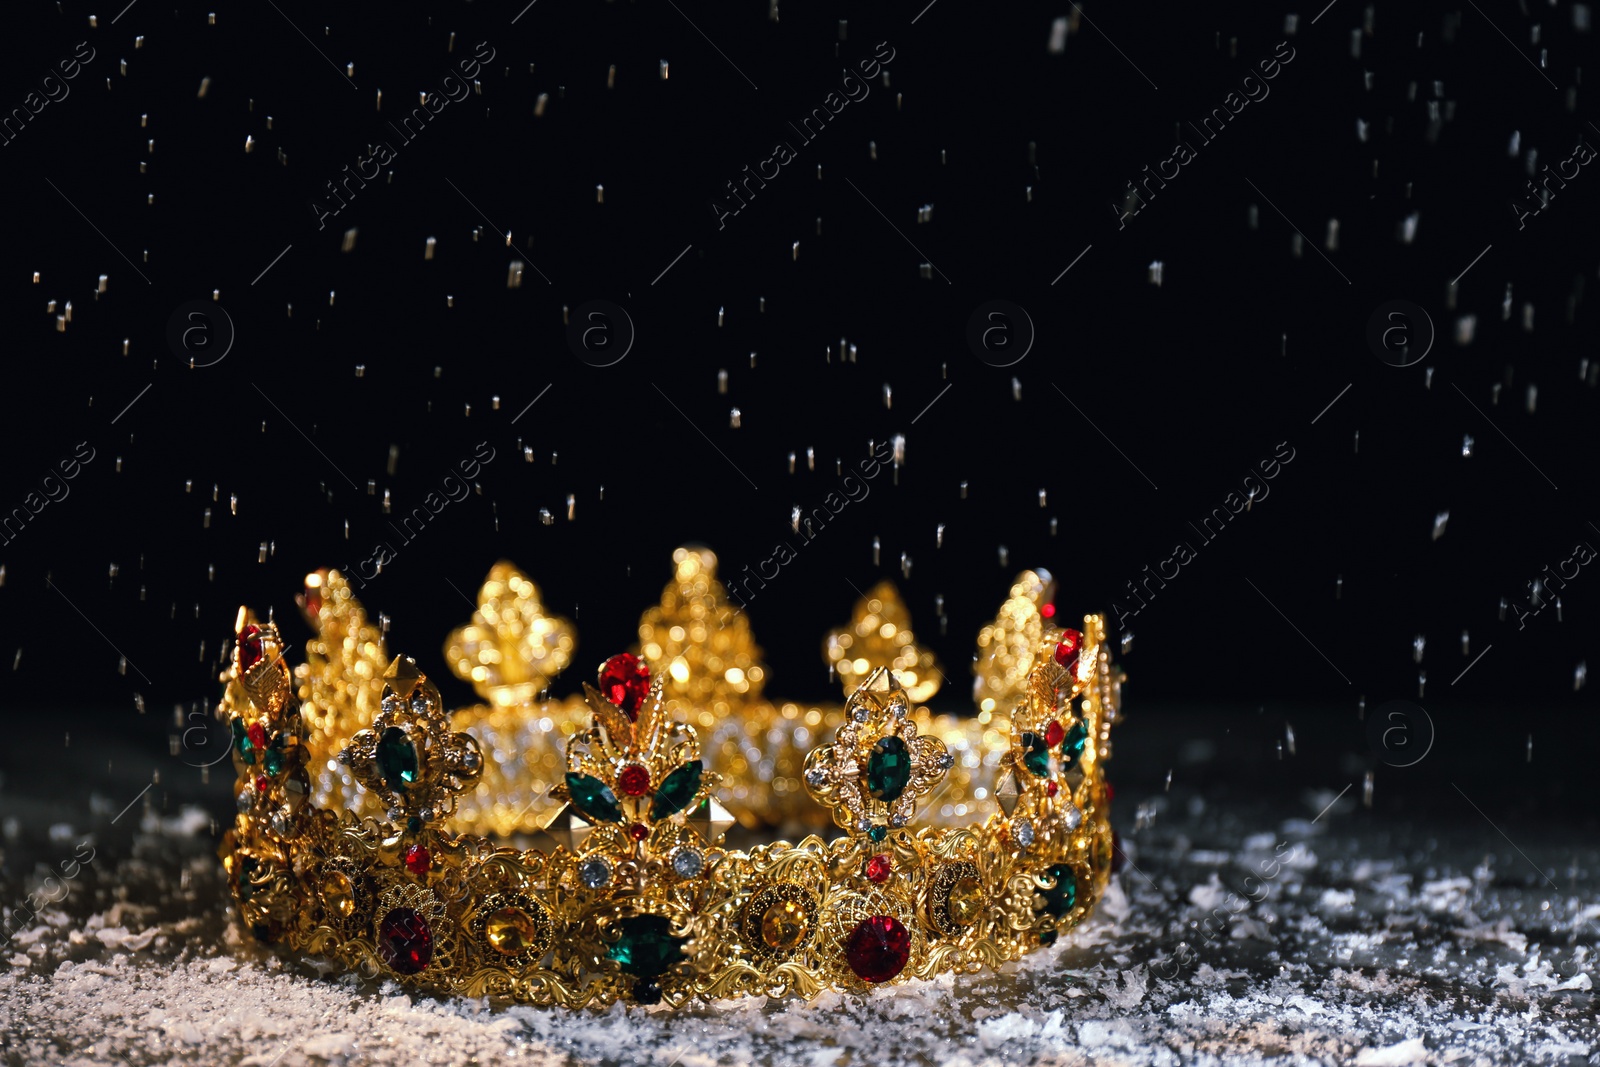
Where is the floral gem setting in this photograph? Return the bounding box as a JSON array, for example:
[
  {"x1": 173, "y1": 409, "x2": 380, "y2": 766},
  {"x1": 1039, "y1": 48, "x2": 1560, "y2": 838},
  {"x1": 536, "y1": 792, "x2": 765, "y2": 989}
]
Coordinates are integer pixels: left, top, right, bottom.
[{"x1": 802, "y1": 669, "x2": 954, "y2": 839}]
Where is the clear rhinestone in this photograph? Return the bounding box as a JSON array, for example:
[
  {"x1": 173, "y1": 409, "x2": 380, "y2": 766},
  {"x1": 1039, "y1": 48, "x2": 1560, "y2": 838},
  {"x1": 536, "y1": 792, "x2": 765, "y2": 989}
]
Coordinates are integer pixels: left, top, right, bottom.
[
  {"x1": 936, "y1": 751, "x2": 955, "y2": 770},
  {"x1": 1011, "y1": 817, "x2": 1036, "y2": 848},
  {"x1": 671, "y1": 848, "x2": 704, "y2": 879},
  {"x1": 889, "y1": 811, "x2": 908, "y2": 828},
  {"x1": 410, "y1": 691, "x2": 430, "y2": 715},
  {"x1": 381, "y1": 692, "x2": 402, "y2": 715},
  {"x1": 269, "y1": 808, "x2": 295, "y2": 838},
  {"x1": 336, "y1": 747, "x2": 353, "y2": 765},
  {"x1": 856, "y1": 816, "x2": 872, "y2": 833},
  {"x1": 235, "y1": 786, "x2": 253, "y2": 813},
  {"x1": 577, "y1": 857, "x2": 612, "y2": 889},
  {"x1": 893, "y1": 704, "x2": 908, "y2": 720},
  {"x1": 1061, "y1": 802, "x2": 1083, "y2": 831},
  {"x1": 851, "y1": 705, "x2": 870, "y2": 723},
  {"x1": 805, "y1": 767, "x2": 829, "y2": 788}
]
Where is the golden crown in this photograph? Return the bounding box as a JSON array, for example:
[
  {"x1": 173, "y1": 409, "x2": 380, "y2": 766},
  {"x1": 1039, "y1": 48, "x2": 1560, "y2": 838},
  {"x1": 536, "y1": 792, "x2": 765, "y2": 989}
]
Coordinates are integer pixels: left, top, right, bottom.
[{"x1": 217, "y1": 547, "x2": 1125, "y2": 1006}]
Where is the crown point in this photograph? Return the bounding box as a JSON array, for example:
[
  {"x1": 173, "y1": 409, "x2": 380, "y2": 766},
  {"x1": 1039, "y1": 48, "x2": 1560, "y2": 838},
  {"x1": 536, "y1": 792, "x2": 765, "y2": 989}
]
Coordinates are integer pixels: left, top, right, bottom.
[
  {"x1": 862, "y1": 667, "x2": 896, "y2": 693},
  {"x1": 535, "y1": 804, "x2": 596, "y2": 853},
  {"x1": 383, "y1": 655, "x2": 424, "y2": 698},
  {"x1": 826, "y1": 582, "x2": 941, "y2": 703},
  {"x1": 671, "y1": 544, "x2": 718, "y2": 579},
  {"x1": 686, "y1": 796, "x2": 736, "y2": 843}
]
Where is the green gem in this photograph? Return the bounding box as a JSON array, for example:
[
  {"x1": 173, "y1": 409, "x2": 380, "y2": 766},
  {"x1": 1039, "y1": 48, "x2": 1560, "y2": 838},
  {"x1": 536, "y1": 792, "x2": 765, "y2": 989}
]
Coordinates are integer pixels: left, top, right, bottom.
[
  {"x1": 866, "y1": 736, "x2": 912, "y2": 803},
  {"x1": 1020, "y1": 731, "x2": 1052, "y2": 778},
  {"x1": 234, "y1": 855, "x2": 260, "y2": 901},
  {"x1": 376, "y1": 727, "x2": 419, "y2": 792},
  {"x1": 1038, "y1": 929, "x2": 1058, "y2": 946},
  {"x1": 650, "y1": 761, "x2": 704, "y2": 821},
  {"x1": 565, "y1": 772, "x2": 623, "y2": 824},
  {"x1": 867, "y1": 825, "x2": 887, "y2": 843},
  {"x1": 232, "y1": 719, "x2": 255, "y2": 765},
  {"x1": 406, "y1": 816, "x2": 423, "y2": 834},
  {"x1": 1037, "y1": 864, "x2": 1078, "y2": 918},
  {"x1": 1060, "y1": 722, "x2": 1088, "y2": 768},
  {"x1": 263, "y1": 736, "x2": 287, "y2": 776},
  {"x1": 607, "y1": 914, "x2": 686, "y2": 978}
]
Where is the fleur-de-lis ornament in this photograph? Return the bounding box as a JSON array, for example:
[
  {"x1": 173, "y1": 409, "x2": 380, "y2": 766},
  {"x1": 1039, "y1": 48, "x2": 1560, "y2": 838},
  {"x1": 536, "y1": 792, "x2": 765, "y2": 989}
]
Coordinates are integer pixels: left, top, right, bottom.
[
  {"x1": 295, "y1": 568, "x2": 389, "y2": 816},
  {"x1": 802, "y1": 669, "x2": 953, "y2": 840},
  {"x1": 543, "y1": 653, "x2": 728, "y2": 856},
  {"x1": 973, "y1": 569, "x2": 1057, "y2": 715},
  {"x1": 636, "y1": 546, "x2": 766, "y2": 707},
  {"x1": 442, "y1": 562, "x2": 585, "y2": 836},
  {"x1": 339, "y1": 656, "x2": 485, "y2": 824},
  {"x1": 824, "y1": 580, "x2": 942, "y2": 704},
  {"x1": 443, "y1": 561, "x2": 576, "y2": 705}
]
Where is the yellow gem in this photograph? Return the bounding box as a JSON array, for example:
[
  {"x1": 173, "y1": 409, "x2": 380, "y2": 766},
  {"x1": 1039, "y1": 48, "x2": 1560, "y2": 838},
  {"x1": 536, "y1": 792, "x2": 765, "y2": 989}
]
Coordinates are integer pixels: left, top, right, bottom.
[
  {"x1": 320, "y1": 871, "x2": 355, "y2": 918},
  {"x1": 759, "y1": 899, "x2": 810, "y2": 951},
  {"x1": 946, "y1": 874, "x2": 984, "y2": 927},
  {"x1": 485, "y1": 906, "x2": 539, "y2": 955}
]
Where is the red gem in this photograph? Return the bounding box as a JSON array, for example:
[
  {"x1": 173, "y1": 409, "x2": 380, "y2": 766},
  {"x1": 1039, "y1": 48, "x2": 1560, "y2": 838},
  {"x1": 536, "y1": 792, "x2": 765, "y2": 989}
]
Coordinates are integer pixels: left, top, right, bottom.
[
  {"x1": 404, "y1": 845, "x2": 431, "y2": 874},
  {"x1": 1046, "y1": 781, "x2": 1059, "y2": 797},
  {"x1": 1105, "y1": 782, "x2": 1115, "y2": 802},
  {"x1": 247, "y1": 722, "x2": 268, "y2": 750},
  {"x1": 844, "y1": 915, "x2": 910, "y2": 983},
  {"x1": 1044, "y1": 720, "x2": 1064, "y2": 748},
  {"x1": 1040, "y1": 603, "x2": 1056, "y2": 619},
  {"x1": 377, "y1": 907, "x2": 433, "y2": 974},
  {"x1": 254, "y1": 775, "x2": 269, "y2": 794},
  {"x1": 238, "y1": 624, "x2": 264, "y2": 671},
  {"x1": 628, "y1": 822, "x2": 650, "y2": 842},
  {"x1": 618, "y1": 764, "x2": 652, "y2": 797},
  {"x1": 1054, "y1": 629, "x2": 1082, "y2": 671},
  {"x1": 598, "y1": 653, "x2": 651, "y2": 720},
  {"x1": 865, "y1": 854, "x2": 892, "y2": 884}
]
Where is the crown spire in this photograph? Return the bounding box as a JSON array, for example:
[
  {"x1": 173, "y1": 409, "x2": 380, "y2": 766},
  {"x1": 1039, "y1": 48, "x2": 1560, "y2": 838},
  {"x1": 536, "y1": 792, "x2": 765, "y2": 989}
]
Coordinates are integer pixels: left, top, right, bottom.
[
  {"x1": 296, "y1": 568, "x2": 390, "y2": 815},
  {"x1": 824, "y1": 580, "x2": 942, "y2": 704},
  {"x1": 636, "y1": 546, "x2": 766, "y2": 707},
  {"x1": 972, "y1": 569, "x2": 1057, "y2": 715},
  {"x1": 443, "y1": 561, "x2": 576, "y2": 705}
]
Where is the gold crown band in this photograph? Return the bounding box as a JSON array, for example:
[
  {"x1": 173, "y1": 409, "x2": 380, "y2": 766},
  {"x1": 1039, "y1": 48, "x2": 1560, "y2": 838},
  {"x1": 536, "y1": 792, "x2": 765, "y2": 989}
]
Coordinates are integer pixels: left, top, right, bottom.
[{"x1": 218, "y1": 548, "x2": 1125, "y2": 1006}]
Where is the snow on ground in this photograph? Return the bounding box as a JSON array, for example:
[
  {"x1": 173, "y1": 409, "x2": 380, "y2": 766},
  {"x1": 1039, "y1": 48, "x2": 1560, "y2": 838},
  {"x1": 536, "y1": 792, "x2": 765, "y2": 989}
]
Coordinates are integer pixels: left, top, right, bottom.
[{"x1": 1, "y1": 797, "x2": 1593, "y2": 1066}]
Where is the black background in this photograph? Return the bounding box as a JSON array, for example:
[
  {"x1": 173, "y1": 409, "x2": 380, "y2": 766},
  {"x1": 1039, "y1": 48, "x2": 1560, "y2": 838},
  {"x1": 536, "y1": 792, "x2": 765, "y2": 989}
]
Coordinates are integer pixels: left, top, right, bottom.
[{"x1": 1, "y1": 0, "x2": 1596, "y2": 807}]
